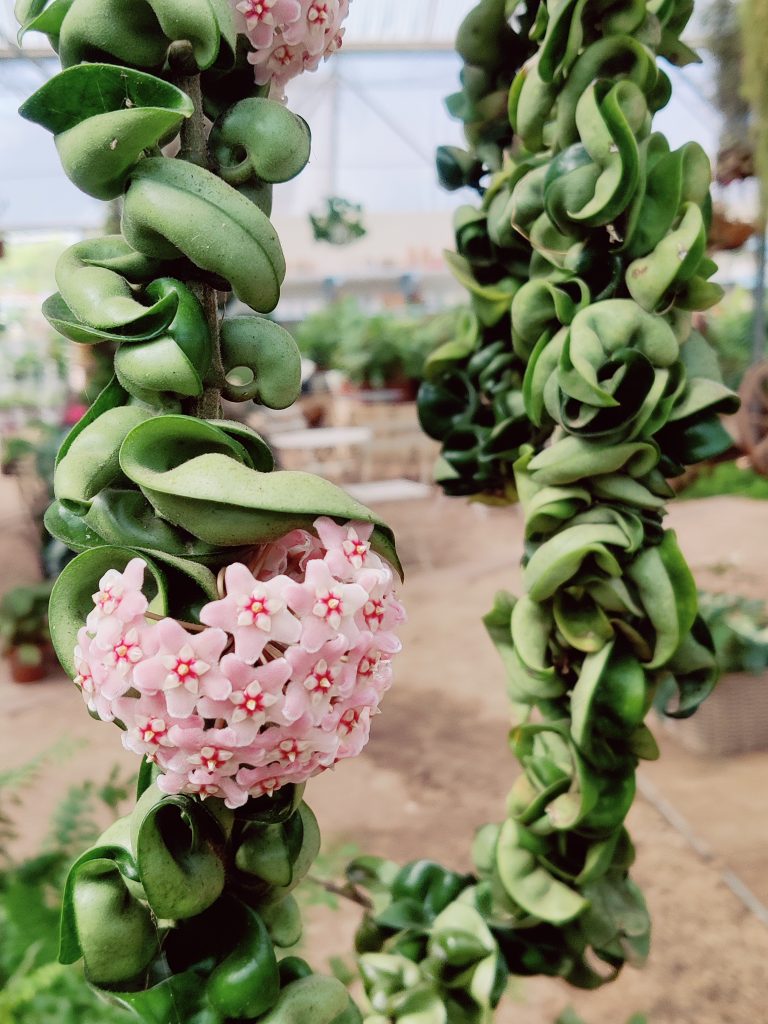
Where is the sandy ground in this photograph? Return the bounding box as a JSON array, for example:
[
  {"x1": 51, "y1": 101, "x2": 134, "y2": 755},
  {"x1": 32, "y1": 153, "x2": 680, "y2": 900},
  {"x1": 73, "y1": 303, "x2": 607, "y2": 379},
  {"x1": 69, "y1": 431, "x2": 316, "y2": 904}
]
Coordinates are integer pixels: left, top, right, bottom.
[{"x1": 1, "y1": 476, "x2": 767, "y2": 1023}]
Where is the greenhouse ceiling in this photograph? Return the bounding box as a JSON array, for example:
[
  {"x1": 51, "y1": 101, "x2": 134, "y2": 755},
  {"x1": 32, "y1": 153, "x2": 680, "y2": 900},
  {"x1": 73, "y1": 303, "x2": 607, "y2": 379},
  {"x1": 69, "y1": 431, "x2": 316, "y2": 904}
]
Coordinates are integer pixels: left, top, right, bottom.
[
  {"x1": 0, "y1": 0, "x2": 725, "y2": 234},
  {"x1": 1, "y1": 0, "x2": 471, "y2": 51}
]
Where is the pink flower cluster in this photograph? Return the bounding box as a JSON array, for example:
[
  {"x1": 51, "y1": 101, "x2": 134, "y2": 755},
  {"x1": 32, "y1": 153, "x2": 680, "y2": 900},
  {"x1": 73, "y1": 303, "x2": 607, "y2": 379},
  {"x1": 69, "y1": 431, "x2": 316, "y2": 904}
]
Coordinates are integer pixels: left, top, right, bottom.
[
  {"x1": 234, "y1": 0, "x2": 350, "y2": 96},
  {"x1": 73, "y1": 518, "x2": 404, "y2": 809}
]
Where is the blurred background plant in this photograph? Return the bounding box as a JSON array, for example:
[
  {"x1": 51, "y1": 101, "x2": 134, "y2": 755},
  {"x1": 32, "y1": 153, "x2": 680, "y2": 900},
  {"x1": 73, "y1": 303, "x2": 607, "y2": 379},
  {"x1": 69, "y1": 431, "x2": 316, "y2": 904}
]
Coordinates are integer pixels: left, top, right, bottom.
[
  {"x1": 705, "y1": 289, "x2": 767, "y2": 389},
  {"x1": 295, "y1": 298, "x2": 461, "y2": 391},
  {"x1": 678, "y1": 459, "x2": 768, "y2": 499},
  {"x1": 698, "y1": 591, "x2": 768, "y2": 673},
  {"x1": 555, "y1": 1013, "x2": 647, "y2": 1024},
  {"x1": 0, "y1": 750, "x2": 133, "y2": 1024},
  {"x1": 310, "y1": 197, "x2": 368, "y2": 246},
  {"x1": 0, "y1": 580, "x2": 53, "y2": 682},
  {"x1": 1, "y1": 419, "x2": 74, "y2": 581}
]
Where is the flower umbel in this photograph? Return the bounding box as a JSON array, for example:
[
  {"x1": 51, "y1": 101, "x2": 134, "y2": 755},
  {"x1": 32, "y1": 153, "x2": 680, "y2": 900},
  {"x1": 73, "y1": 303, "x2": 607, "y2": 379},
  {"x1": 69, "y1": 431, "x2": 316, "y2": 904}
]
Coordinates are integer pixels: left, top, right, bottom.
[
  {"x1": 233, "y1": 0, "x2": 351, "y2": 97},
  {"x1": 72, "y1": 518, "x2": 403, "y2": 808}
]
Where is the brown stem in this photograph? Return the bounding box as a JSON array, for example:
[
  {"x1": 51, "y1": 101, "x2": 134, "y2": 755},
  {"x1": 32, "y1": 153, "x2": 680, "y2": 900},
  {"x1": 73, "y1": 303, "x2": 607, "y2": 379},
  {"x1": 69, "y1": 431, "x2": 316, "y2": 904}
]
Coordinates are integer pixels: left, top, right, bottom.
[
  {"x1": 170, "y1": 42, "x2": 224, "y2": 420},
  {"x1": 145, "y1": 610, "x2": 207, "y2": 633},
  {"x1": 308, "y1": 875, "x2": 374, "y2": 911}
]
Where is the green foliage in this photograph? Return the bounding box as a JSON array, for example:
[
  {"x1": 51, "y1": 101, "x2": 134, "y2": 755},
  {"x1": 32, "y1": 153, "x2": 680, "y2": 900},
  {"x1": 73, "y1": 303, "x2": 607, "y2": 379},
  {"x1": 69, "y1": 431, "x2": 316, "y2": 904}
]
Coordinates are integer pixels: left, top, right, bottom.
[
  {"x1": 294, "y1": 297, "x2": 361, "y2": 370},
  {"x1": 0, "y1": 759, "x2": 133, "y2": 1024},
  {"x1": 741, "y1": 0, "x2": 768, "y2": 201},
  {"x1": 48, "y1": 766, "x2": 133, "y2": 858},
  {"x1": 0, "y1": 961, "x2": 130, "y2": 1024},
  {"x1": 698, "y1": 591, "x2": 768, "y2": 674},
  {"x1": 702, "y1": 0, "x2": 751, "y2": 156},
  {"x1": 353, "y1": 859, "x2": 504, "y2": 1024},
  {"x1": 705, "y1": 288, "x2": 766, "y2": 390},
  {"x1": 335, "y1": 309, "x2": 410, "y2": 388},
  {"x1": 0, "y1": 580, "x2": 53, "y2": 653},
  {"x1": 1, "y1": 420, "x2": 73, "y2": 577},
  {"x1": 678, "y1": 460, "x2": 768, "y2": 500},
  {"x1": 19, "y1": 64, "x2": 195, "y2": 201},
  {"x1": 17, "y1": 3, "x2": 390, "y2": 1024},
  {"x1": 556, "y1": 1011, "x2": 647, "y2": 1024},
  {"x1": 310, "y1": 197, "x2": 367, "y2": 246},
  {"x1": 295, "y1": 298, "x2": 461, "y2": 385},
  {"x1": 365, "y1": 0, "x2": 734, "y2": 1016},
  {"x1": 402, "y1": 310, "x2": 465, "y2": 384},
  {"x1": 300, "y1": 841, "x2": 362, "y2": 911}
]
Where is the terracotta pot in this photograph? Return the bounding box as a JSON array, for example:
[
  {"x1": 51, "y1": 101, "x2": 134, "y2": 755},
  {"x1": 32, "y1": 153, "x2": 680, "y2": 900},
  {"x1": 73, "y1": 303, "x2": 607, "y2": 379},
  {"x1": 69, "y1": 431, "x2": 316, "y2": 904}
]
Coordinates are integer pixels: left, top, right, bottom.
[{"x1": 8, "y1": 646, "x2": 47, "y2": 684}]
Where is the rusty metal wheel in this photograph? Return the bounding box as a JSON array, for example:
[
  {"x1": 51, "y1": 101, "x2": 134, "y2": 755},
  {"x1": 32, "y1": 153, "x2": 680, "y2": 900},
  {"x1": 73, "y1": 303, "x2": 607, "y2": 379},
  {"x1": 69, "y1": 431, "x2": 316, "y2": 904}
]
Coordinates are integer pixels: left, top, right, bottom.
[{"x1": 737, "y1": 360, "x2": 768, "y2": 474}]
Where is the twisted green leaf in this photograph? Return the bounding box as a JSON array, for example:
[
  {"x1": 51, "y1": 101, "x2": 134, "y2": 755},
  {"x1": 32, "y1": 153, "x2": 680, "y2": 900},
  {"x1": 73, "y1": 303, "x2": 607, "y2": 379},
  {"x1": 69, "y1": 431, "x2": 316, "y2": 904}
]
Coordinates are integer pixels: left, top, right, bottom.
[
  {"x1": 19, "y1": 64, "x2": 193, "y2": 200},
  {"x1": 122, "y1": 157, "x2": 286, "y2": 313}
]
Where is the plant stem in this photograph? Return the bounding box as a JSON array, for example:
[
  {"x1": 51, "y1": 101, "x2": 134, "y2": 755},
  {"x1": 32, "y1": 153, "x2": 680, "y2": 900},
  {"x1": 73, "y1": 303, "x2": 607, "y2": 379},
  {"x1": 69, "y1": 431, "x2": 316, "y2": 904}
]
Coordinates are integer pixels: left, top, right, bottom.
[
  {"x1": 170, "y1": 42, "x2": 225, "y2": 420},
  {"x1": 308, "y1": 875, "x2": 374, "y2": 911}
]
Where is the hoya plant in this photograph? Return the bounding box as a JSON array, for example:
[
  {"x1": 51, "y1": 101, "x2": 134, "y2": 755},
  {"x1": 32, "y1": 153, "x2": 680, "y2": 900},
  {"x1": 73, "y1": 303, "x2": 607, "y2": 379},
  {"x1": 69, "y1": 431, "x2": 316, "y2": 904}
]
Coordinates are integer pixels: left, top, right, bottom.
[
  {"x1": 349, "y1": 0, "x2": 738, "y2": 1020},
  {"x1": 14, "y1": 0, "x2": 738, "y2": 1021},
  {"x1": 16, "y1": 2, "x2": 405, "y2": 1022}
]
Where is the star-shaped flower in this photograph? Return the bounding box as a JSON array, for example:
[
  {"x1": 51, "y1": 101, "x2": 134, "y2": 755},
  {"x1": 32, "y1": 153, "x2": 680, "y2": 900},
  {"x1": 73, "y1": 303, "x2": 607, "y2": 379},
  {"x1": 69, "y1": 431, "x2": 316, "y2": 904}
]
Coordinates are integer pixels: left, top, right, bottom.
[
  {"x1": 133, "y1": 619, "x2": 230, "y2": 718},
  {"x1": 200, "y1": 564, "x2": 301, "y2": 663},
  {"x1": 86, "y1": 558, "x2": 148, "y2": 634},
  {"x1": 282, "y1": 634, "x2": 349, "y2": 724},
  {"x1": 74, "y1": 627, "x2": 115, "y2": 720},
  {"x1": 197, "y1": 654, "x2": 291, "y2": 742},
  {"x1": 314, "y1": 516, "x2": 382, "y2": 580},
  {"x1": 90, "y1": 616, "x2": 158, "y2": 700},
  {"x1": 285, "y1": 559, "x2": 367, "y2": 651}
]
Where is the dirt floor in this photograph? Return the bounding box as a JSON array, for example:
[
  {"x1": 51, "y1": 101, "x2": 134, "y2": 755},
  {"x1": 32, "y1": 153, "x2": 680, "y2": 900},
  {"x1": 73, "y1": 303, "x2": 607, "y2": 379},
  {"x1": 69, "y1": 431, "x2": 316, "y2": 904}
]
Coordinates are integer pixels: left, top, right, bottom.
[{"x1": 1, "y1": 475, "x2": 767, "y2": 1024}]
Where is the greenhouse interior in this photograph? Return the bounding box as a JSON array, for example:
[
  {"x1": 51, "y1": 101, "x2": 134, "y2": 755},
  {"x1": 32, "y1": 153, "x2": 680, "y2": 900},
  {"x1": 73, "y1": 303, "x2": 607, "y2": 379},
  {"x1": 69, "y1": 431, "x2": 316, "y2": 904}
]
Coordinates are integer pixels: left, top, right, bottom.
[{"x1": 0, "y1": 0, "x2": 767, "y2": 1022}]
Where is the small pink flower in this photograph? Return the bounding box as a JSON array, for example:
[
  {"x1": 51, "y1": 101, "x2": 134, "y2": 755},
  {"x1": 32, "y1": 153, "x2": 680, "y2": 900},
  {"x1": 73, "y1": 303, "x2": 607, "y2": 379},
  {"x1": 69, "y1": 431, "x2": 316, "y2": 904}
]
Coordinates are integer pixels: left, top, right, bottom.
[
  {"x1": 189, "y1": 769, "x2": 251, "y2": 808},
  {"x1": 90, "y1": 617, "x2": 158, "y2": 701},
  {"x1": 236, "y1": 0, "x2": 301, "y2": 47},
  {"x1": 237, "y1": 750, "x2": 333, "y2": 796},
  {"x1": 157, "y1": 766, "x2": 250, "y2": 808},
  {"x1": 125, "y1": 715, "x2": 172, "y2": 758},
  {"x1": 336, "y1": 705, "x2": 371, "y2": 758},
  {"x1": 284, "y1": 0, "x2": 332, "y2": 52},
  {"x1": 94, "y1": 618, "x2": 147, "y2": 673},
  {"x1": 133, "y1": 619, "x2": 229, "y2": 718},
  {"x1": 314, "y1": 517, "x2": 381, "y2": 579},
  {"x1": 236, "y1": 764, "x2": 285, "y2": 798},
  {"x1": 260, "y1": 717, "x2": 339, "y2": 768},
  {"x1": 74, "y1": 628, "x2": 115, "y2": 720},
  {"x1": 239, "y1": 0, "x2": 350, "y2": 95},
  {"x1": 164, "y1": 723, "x2": 243, "y2": 774},
  {"x1": 198, "y1": 655, "x2": 291, "y2": 741},
  {"x1": 200, "y1": 564, "x2": 301, "y2": 663},
  {"x1": 256, "y1": 528, "x2": 325, "y2": 581},
  {"x1": 117, "y1": 692, "x2": 197, "y2": 762},
  {"x1": 358, "y1": 591, "x2": 406, "y2": 634},
  {"x1": 282, "y1": 635, "x2": 348, "y2": 723},
  {"x1": 345, "y1": 631, "x2": 400, "y2": 701},
  {"x1": 86, "y1": 558, "x2": 148, "y2": 633},
  {"x1": 286, "y1": 560, "x2": 367, "y2": 651}
]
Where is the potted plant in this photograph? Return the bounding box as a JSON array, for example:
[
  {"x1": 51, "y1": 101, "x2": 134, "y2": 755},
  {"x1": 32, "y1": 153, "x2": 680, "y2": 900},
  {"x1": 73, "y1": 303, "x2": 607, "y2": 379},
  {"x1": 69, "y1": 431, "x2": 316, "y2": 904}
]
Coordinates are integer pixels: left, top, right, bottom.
[
  {"x1": 295, "y1": 300, "x2": 457, "y2": 401},
  {"x1": 660, "y1": 592, "x2": 768, "y2": 755},
  {"x1": 0, "y1": 581, "x2": 54, "y2": 683},
  {"x1": 309, "y1": 196, "x2": 367, "y2": 245},
  {"x1": 336, "y1": 311, "x2": 413, "y2": 395}
]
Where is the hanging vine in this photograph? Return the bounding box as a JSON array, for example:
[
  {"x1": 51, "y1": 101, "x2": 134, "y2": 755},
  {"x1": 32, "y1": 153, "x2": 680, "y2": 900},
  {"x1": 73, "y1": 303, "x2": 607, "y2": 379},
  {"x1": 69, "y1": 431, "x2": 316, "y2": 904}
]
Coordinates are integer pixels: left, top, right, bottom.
[
  {"x1": 15, "y1": 0, "x2": 741, "y2": 1019},
  {"x1": 16, "y1": 2, "x2": 405, "y2": 1022},
  {"x1": 356, "y1": 0, "x2": 738, "y2": 1020}
]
